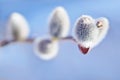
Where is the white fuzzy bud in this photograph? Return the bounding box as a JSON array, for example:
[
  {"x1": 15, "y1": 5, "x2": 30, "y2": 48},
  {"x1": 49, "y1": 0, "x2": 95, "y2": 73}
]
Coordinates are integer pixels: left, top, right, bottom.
[
  {"x1": 93, "y1": 17, "x2": 109, "y2": 47},
  {"x1": 34, "y1": 37, "x2": 59, "y2": 60},
  {"x1": 74, "y1": 15, "x2": 99, "y2": 48},
  {"x1": 7, "y1": 12, "x2": 30, "y2": 41},
  {"x1": 49, "y1": 6, "x2": 70, "y2": 39}
]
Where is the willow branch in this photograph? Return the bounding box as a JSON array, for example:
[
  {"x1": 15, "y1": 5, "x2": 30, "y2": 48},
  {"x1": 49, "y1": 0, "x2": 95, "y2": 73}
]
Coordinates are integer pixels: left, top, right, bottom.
[
  {"x1": 0, "y1": 36, "x2": 78, "y2": 47},
  {"x1": 60, "y1": 36, "x2": 77, "y2": 43},
  {"x1": 0, "y1": 40, "x2": 13, "y2": 47}
]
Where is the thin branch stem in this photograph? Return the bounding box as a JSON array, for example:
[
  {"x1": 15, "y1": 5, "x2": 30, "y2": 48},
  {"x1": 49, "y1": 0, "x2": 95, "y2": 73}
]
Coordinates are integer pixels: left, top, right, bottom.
[
  {"x1": 0, "y1": 38, "x2": 34, "y2": 47},
  {"x1": 0, "y1": 40, "x2": 14, "y2": 47},
  {"x1": 60, "y1": 36, "x2": 77, "y2": 43},
  {"x1": 25, "y1": 38, "x2": 34, "y2": 43},
  {"x1": 0, "y1": 36, "x2": 78, "y2": 47}
]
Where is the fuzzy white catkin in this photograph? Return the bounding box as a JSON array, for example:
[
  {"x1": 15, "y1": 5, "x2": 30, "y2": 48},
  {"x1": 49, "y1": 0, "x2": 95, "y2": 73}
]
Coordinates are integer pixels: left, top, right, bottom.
[
  {"x1": 93, "y1": 17, "x2": 109, "y2": 48},
  {"x1": 74, "y1": 15, "x2": 99, "y2": 48},
  {"x1": 7, "y1": 12, "x2": 30, "y2": 41},
  {"x1": 49, "y1": 6, "x2": 70, "y2": 39},
  {"x1": 34, "y1": 37, "x2": 59, "y2": 60}
]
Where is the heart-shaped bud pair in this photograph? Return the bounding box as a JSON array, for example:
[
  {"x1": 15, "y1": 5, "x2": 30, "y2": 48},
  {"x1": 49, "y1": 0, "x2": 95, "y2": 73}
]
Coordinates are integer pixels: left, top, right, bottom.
[{"x1": 74, "y1": 15, "x2": 109, "y2": 54}]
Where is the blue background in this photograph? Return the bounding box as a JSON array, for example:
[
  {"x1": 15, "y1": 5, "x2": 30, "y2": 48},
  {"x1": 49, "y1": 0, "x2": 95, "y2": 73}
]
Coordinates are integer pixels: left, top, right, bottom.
[{"x1": 0, "y1": 0, "x2": 120, "y2": 80}]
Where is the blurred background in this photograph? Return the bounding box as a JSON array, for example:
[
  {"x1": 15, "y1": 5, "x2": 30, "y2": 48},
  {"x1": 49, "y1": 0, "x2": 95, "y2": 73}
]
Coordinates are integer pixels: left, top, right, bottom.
[{"x1": 0, "y1": 0, "x2": 120, "y2": 80}]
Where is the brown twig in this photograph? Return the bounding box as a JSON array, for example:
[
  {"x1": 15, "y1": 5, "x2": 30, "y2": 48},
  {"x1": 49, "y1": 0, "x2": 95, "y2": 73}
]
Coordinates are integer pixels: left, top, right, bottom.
[
  {"x1": 0, "y1": 36, "x2": 77, "y2": 47},
  {"x1": 25, "y1": 38, "x2": 35, "y2": 43},
  {"x1": 0, "y1": 40, "x2": 13, "y2": 47},
  {"x1": 0, "y1": 38, "x2": 34, "y2": 47},
  {"x1": 60, "y1": 36, "x2": 77, "y2": 43}
]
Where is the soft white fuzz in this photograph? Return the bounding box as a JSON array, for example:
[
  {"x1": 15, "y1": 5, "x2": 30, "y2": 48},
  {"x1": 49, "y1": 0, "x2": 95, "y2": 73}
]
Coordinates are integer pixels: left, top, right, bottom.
[
  {"x1": 48, "y1": 6, "x2": 70, "y2": 39},
  {"x1": 34, "y1": 37, "x2": 59, "y2": 60},
  {"x1": 7, "y1": 12, "x2": 30, "y2": 41},
  {"x1": 74, "y1": 15, "x2": 99, "y2": 48},
  {"x1": 93, "y1": 17, "x2": 109, "y2": 48}
]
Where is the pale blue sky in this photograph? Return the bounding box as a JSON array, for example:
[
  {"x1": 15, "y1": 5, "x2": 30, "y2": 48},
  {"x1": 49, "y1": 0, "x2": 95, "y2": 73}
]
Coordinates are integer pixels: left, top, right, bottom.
[{"x1": 0, "y1": 0, "x2": 120, "y2": 80}]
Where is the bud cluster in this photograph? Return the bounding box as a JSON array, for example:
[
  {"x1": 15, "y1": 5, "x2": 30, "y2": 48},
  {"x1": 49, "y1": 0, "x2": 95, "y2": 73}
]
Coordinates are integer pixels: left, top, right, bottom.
[{"x1": 0, "y1": 6, "x2": 109, "y2": 60}]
